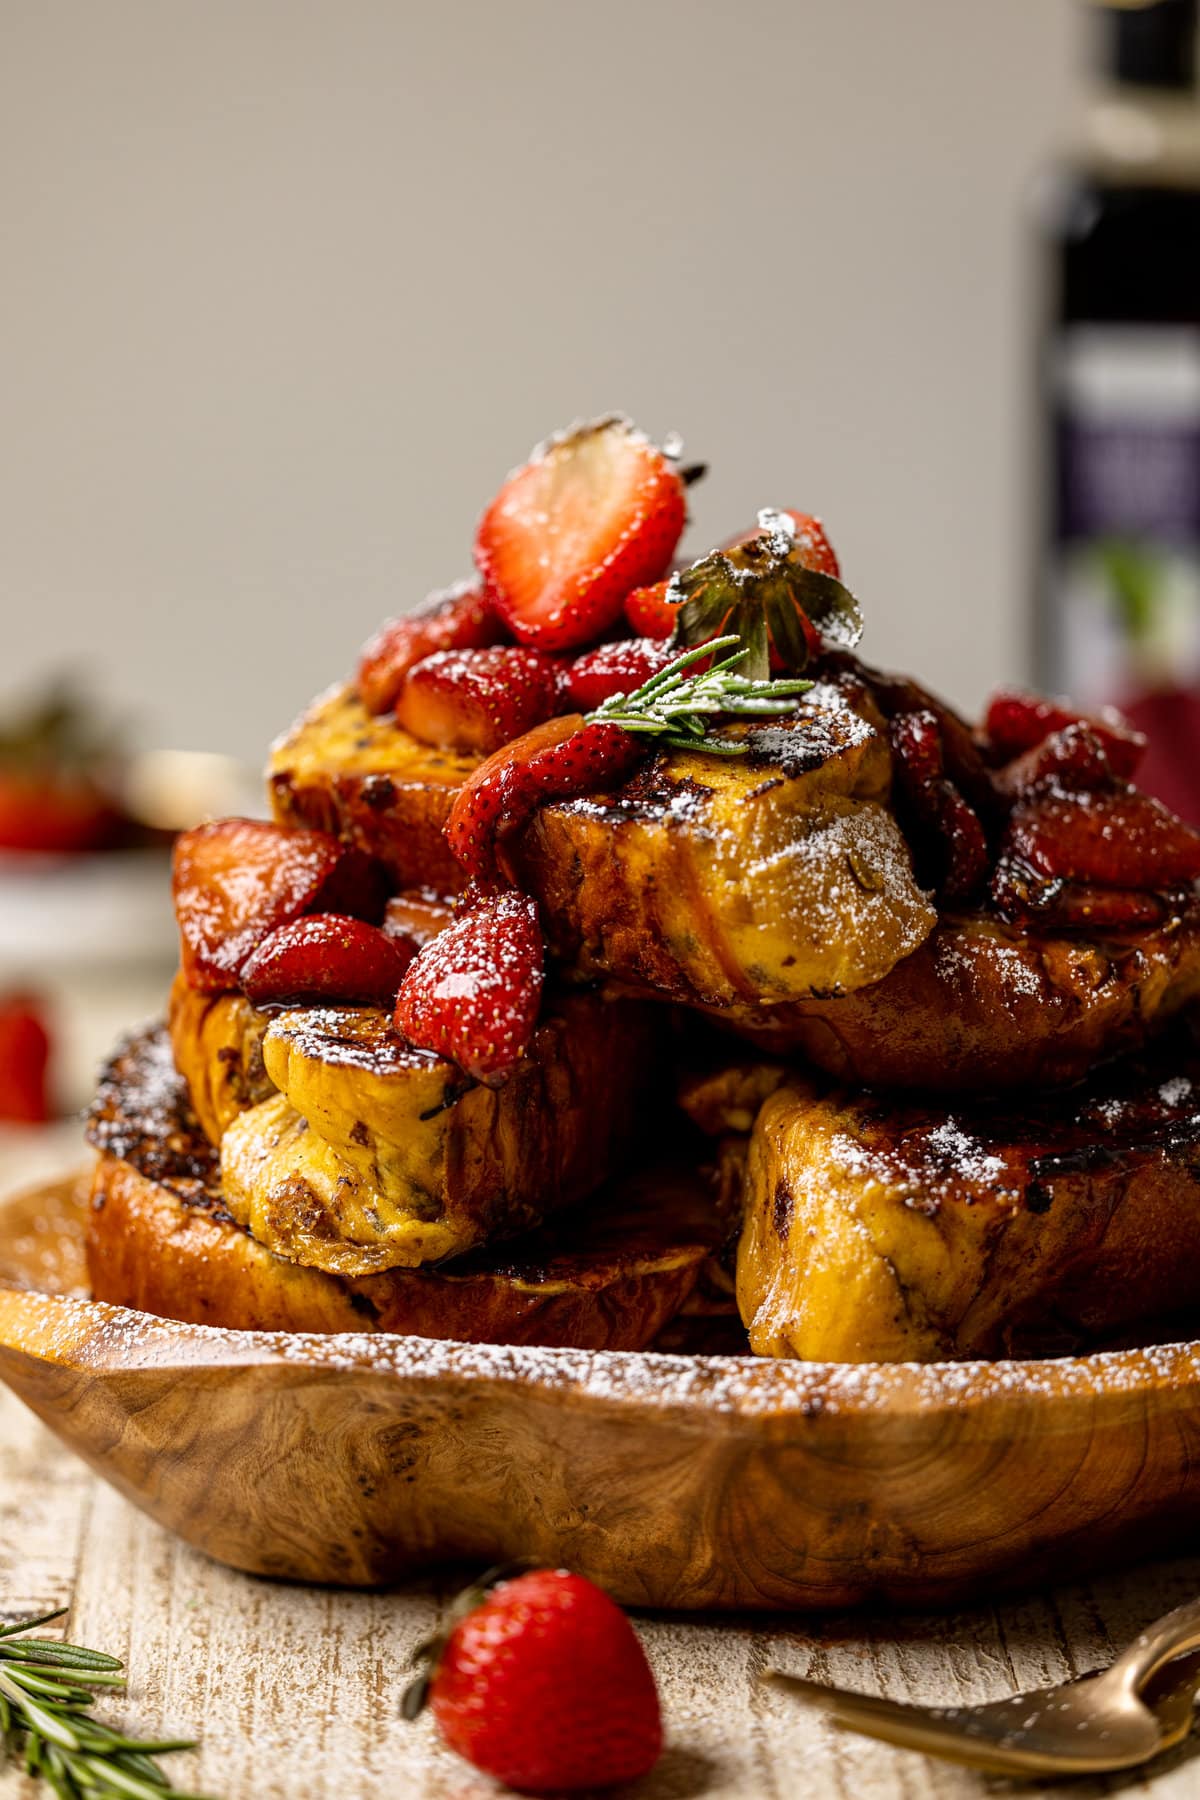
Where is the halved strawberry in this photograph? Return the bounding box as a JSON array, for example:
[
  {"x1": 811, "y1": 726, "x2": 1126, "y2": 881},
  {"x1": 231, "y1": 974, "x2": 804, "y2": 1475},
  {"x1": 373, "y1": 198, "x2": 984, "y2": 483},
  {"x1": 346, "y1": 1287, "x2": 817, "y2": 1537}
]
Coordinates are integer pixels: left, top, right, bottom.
[
  {"x1": 357, "y1": 582, "x2": 506, "y2": 716},
  {"x1": 394, "y1": 892, "x2": 544, "y2": 1084},
  {"x1": 173, "y1": 818, "x2": 386, "y2": 992},
  {"x1": 475, "y1": 418, "x2": 686, "y2": 651},
  {"x1": 623, "y1": 580, "x2": 678, "y2": 640},
  {"x1": 445, "y1": 715, "x2": 644, "y2": 885},
  {"x1": 722, "y1": 509, "x2": 841, "y2": 577},
  {"x1": 395, "y1": 647, "x2": 564, "y2": 753},
  {"x1": 563, "y1": 638, "x2": 677, "y2": 711},
  {"x1": 1003, "y1": 788, "x2": 1200, "y2": 890},
  {"x1": 984, "y1": 688, "x2": 1147, "y2": 780},
  {"x1": 383, "y1": 891, "x2": 455, "y2": 952},
  {"x1": 240, "y1": 915, "x2": 412, "y2": 1008}
]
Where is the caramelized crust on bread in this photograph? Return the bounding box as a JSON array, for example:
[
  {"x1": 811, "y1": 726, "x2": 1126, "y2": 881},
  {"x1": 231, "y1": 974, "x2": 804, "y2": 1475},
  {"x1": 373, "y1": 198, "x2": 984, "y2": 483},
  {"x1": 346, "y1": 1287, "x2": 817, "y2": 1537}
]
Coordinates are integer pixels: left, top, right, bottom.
[
  {"x1": 269, "y1": 683, "x2": 477, "y2": 893},
  {"x1": 737, "y1": 1035, "x2": 1200, "y2": 1361},
  {"x1": 86, "y1": 1025, "x2": 723, "y2": 1347},
  {"x1": 703, "y1": 902, "x2": 1200, "y2": 1092},
  {"x1": 270, "y1": 677, "x2": 935, "y2": 1005},
  {"x1": 219, "y1": 993, "x2": 659, "y2": 1273}
]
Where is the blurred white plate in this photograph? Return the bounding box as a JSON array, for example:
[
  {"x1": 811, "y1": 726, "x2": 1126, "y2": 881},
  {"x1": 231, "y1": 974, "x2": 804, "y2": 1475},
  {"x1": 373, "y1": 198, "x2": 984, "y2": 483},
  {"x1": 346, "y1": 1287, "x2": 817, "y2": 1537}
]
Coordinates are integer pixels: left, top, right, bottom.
[
  {"x1": 0, "y1": 848, "x2": 176, "y2": 974},
  {"x1": 0, "y1": 851, "x2": 178, "y2": 1114}
]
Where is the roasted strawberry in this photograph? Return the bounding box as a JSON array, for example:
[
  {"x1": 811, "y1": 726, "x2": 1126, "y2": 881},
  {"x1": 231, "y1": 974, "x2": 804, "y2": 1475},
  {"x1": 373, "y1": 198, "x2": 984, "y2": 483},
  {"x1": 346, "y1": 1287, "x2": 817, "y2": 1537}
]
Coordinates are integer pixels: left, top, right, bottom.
[
  {"x1": 383, "y1": 891, "x2": 455, "y2": 951},
  {"x1": 624, "y1": 578, "x2": 679, "y2": 639},
  {"x1": 852, "y1": 661, "x2": 999, "y2": 820},
  {"x1": 240, "y1": 915, "x2": 412, "y2": 1007},
  {"x1": 723, "y1": 508, "x2": 841, "y2": 577},
  {"x1": 990, "y1": 858, "x2": 1170, "y2": 932},
  {"x1": 404, "y1": 1567, "x2": 662, "y2": 1795},
  {"x1": 993, "y1": 721, "x2": 1117, "y2": 799},
  {"x1": 0, "y1": 994, "x2": 51, "y2": 1123},
  {"x1": 890, "y1": 710, "x2": 989, "y2": 902},
  {"x1": 394, "y1": 892, "x2": 544, "y2": 1084},
  {"x1": 445, "y1": 715, "x2": 644, "y2": 885},
  {"x1": 357, "y1": 582, "x2": 506, "y2": 716},
  {"x1": 1003, "y1": 788, "x2": 1200, "y2": 891},
  {"x1": 984, "y1": 688, "x2": 1147, "y2": 780},
  {"x1": 475, "y1": 417, "x2": 686, "y2": 651},
  {"x1": 395, "y1": 646, "x2": 564, "y2": 753},
  {"x1": 173, "y1": 819, "x2": 385, "y2": 992},
  {"x1": 563, "y1": 638, "x2": 677, "y2": 710}
]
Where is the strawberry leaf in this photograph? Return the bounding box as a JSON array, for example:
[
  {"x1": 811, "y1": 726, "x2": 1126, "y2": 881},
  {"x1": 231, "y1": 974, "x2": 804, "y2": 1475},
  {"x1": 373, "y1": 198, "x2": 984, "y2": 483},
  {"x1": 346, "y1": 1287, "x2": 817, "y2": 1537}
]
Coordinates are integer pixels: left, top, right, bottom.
[{"x1": 668, "y1": 513, "x2": 862, "y2": 676}]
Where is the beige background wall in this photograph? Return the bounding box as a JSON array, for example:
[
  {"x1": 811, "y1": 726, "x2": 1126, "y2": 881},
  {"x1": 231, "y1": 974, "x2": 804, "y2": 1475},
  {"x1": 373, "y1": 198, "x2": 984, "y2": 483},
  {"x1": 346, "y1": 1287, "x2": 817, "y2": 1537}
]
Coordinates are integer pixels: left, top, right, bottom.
[{"x1": 1, "y1": 1, "x2": 1078, "y2": 765}]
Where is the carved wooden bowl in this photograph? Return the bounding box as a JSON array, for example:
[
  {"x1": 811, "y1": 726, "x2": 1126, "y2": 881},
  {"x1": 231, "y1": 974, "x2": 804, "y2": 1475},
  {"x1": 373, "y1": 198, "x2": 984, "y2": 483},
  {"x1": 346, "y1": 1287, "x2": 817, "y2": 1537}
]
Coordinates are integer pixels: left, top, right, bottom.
[{"x1": 3, "y1": 1173, "x2": 1200, "y2": 1610}]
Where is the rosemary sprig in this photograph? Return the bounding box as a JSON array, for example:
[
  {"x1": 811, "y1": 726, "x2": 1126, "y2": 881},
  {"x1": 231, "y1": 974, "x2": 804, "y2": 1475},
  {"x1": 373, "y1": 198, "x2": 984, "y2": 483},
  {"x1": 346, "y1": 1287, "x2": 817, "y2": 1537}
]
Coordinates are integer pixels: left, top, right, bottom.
[
  {"x1": 587, "y1": 635, "x2": 812, "y2": 755},
  {"x1": 0, "y1": 1609, "x2": 213, "y2": 1800}
]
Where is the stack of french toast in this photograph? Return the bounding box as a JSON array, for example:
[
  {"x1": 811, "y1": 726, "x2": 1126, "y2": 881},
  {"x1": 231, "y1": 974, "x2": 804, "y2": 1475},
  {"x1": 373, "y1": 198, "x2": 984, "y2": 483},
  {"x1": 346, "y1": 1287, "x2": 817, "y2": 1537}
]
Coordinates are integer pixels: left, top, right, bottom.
[{"x1": 85, "y1": 418, "x2": 1200, "y2": 1362}]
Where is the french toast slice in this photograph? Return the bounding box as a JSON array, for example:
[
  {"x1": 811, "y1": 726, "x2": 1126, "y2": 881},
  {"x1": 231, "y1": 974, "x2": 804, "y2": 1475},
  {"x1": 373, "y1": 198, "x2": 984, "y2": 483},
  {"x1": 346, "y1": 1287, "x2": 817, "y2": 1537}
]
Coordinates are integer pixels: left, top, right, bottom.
[
  {"x1": 86, "y1": 1025, "x2": 723, "y2": 1348},
  {"x1": 698, "y1": 902, "x2": 1200, "y2": 1092},
  {"x1": 167, "y1": 972, "x2": 272, "y2": 1143},
  {"x1": 736, "y1": 1033, "x2": 1200, "y2": 1362},
  {"x1": 218, "y1": 992, "x2": 658, "y2": 1273},
  {"x1": 269, "y1": 675, "x2": 935, "y2": 1005},
  {"x1": 269, "y1": 683, "x2": 476, "y2": 893}
]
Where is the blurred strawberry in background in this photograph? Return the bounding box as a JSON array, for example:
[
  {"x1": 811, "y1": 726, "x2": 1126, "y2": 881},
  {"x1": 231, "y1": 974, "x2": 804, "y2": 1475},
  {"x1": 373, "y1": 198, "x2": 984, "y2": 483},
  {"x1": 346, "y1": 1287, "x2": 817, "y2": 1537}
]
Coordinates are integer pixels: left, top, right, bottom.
[
  {"x1": 0, "y1": 676, "x2": 259, "y2": 1120},
  {"x1": 0, "y1": 683, "x2": 128, "y2": 854},
  {"x1": 0, "y1": 996, "x2": 50, "y2": 1124}
]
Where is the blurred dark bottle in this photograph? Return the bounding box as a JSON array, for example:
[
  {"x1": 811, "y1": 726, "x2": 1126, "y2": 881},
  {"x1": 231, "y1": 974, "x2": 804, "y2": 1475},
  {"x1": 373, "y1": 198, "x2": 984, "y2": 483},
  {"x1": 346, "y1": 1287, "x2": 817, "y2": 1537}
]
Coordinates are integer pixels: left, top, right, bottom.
[{"x1": 1036, "y1": 0, "x2": 1200, "y2": 819}]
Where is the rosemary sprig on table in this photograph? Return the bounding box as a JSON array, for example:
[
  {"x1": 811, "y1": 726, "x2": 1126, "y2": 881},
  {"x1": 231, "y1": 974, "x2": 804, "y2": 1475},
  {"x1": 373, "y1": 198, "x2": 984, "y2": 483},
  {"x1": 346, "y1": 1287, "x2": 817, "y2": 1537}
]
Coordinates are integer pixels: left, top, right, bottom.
[
  {"x1": 588, "y1": 635, "x2": 813, "y2": 755},
  {"x1": 0, "y1": 1609, "x2": 212, "y2": 1800}
]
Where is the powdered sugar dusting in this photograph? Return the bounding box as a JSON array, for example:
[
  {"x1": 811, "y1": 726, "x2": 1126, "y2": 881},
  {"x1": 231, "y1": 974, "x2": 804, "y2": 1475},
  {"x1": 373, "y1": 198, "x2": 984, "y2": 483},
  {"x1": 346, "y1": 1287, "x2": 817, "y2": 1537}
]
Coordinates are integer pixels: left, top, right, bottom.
[
  {"x1": 828, "y1": 1115, "x2": 1015, "y2": 1207},
  {"x1": 922, "y1": 1120, "x2": 1009, "y2": 1187},
  {"x1": 933, "y1": 934, "x2": 1046, "y2": 1003},
  {"x1": 16, "y1": 1288, "x2": 1200, "y2": 1420}
]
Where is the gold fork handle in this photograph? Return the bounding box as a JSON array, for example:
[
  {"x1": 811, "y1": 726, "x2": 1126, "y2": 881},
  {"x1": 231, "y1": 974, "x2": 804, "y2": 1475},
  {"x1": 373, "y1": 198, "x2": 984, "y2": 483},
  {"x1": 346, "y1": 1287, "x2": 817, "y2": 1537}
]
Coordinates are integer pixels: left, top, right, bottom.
[{"x1": 1112, "y1": 1598, "x2": 1200, "y2": 1692}]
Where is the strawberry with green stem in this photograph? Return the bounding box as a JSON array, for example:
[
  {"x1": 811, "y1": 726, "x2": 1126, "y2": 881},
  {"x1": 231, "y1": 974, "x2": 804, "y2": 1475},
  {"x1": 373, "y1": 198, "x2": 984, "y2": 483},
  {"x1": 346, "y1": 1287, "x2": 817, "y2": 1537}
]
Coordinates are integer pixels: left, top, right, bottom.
[
  {"x1": 403, "y1": 1565, "x2": 662, "y2": 1794},
  {"x1": 669, "y1": 509, "x2": 861, "y2": 679}
]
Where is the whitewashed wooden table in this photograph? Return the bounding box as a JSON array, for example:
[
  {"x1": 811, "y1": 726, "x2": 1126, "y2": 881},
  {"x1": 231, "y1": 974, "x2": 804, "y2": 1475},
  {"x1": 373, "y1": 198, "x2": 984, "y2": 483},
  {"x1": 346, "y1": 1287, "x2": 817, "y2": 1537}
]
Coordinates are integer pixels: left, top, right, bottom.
[
  {"x1": 8, "y1": 1380, "x2": 1200, "y2": 1797},
  {"x1": 3, "y1": 1131, "x2": 1200, "y2": 1797}
]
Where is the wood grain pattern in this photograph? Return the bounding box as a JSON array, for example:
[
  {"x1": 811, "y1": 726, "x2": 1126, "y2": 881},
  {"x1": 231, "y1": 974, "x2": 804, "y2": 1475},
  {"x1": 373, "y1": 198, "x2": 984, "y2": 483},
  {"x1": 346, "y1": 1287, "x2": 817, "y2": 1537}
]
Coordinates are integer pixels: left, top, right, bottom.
[
  {"x1": 4, "y1": 1381, "x2": 1200, "y2": 1798},
  {"x1": 7, "y1": 1178, "x2": 1200, "y2": 1613}
]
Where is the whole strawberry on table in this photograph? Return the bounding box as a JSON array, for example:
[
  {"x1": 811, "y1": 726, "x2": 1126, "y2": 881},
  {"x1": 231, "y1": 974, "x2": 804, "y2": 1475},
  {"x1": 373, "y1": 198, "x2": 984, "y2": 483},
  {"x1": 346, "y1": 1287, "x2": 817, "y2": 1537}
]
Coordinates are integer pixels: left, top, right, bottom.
[
  {"x1": 404, "y1": 1566, "x2": 663, "y2": 1794},
  {"x1": 85, "y1": 408, "x2": 1200, "y2": 1378}
]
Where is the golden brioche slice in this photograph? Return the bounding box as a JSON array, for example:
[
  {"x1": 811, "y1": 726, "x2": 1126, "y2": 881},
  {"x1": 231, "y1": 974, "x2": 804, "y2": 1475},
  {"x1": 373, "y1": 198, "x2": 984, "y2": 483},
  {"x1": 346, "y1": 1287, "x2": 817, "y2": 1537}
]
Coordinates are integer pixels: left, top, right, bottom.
[
  {"x1": 737, "y1": 1036, "x2": 1200, "y2": 1362},
  {"x1": 269, "y1": 675, "x2": 935, "y2": 1006},
  {"x1": 269, "y1": 682, "x2": 477, "y2": 893},
  {"x1": 168, "y1": 972, "x2": 272, "y2": 1143},
  {"x1": 700, "y1": 901, "x2": 1200, "y2": 1092},
  {"x1": 220, "y1": 992, "x2": 657, "y2": 1274},
  {"x1": 86, "y1": 1025, "x2": 723, "y2": 1348}
]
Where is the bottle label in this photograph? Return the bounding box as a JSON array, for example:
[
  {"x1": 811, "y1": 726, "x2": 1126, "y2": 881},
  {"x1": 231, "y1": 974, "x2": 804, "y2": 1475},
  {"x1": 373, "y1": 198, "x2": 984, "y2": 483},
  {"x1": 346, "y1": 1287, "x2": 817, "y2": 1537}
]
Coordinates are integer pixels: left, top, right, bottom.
[{"x1": 1050, "y1": 326, "x2": 1200, "y2": 818}]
